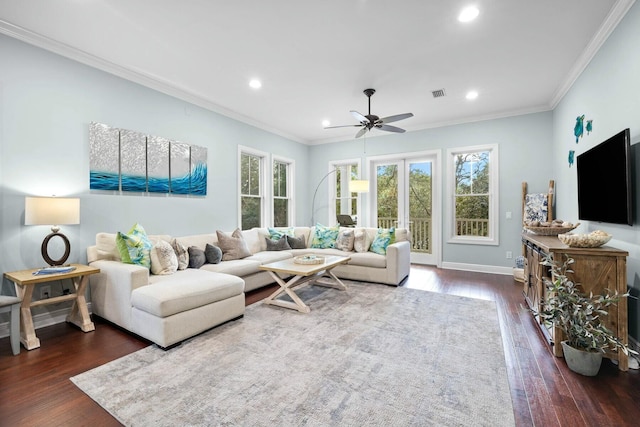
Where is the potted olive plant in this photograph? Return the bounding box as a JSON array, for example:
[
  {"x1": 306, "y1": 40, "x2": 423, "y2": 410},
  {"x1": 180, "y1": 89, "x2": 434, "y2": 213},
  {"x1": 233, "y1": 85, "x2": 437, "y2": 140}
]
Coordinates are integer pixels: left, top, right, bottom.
[{"x1": 539, "y1": 255, "x2": 636, "y2": 376}]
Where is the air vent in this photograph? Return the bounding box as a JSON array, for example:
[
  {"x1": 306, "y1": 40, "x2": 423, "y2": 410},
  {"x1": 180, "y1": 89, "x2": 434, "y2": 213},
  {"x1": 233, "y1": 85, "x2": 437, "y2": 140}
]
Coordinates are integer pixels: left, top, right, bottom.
[{"x1": 431, "y1": 89, "x2": 446, "y2": 98}]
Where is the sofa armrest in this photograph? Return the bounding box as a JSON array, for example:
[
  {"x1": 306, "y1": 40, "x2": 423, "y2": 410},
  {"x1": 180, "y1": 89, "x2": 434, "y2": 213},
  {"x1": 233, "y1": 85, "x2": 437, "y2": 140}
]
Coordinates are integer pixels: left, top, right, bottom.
[
  {"x1": 385, "y1": 241, "x2": 411, "y2": 285},
  {"x1": 88, "y1": 260, "x2": 149, "y2": 330}
]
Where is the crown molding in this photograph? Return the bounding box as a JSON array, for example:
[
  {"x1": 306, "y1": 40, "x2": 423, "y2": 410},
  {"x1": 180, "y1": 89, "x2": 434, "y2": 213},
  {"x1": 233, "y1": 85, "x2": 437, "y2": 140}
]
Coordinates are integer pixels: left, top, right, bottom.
[
  {"x1": 0, "y1": 20, "x2": 306, "y2": 144},
  {"x1": 549, "y1": 0, "x2": 636, "y2": 108}
]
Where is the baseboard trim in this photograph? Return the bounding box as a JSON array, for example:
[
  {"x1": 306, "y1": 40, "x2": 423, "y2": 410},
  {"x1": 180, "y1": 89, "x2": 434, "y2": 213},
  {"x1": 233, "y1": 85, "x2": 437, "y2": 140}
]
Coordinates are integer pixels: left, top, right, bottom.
[
  {"x1": 441, "y1": 262, "x2": 513, "y2": 276},
  {"x1": 0, "y1": 303, "x2": 92, "y2": 339}
]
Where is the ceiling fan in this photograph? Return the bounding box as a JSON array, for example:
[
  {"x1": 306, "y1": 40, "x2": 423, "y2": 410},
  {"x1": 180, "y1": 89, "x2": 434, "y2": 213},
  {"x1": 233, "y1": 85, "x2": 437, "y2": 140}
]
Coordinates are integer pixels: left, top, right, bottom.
[{"x1": 325, "y1": 88, "x2": 414, "y2": 138}]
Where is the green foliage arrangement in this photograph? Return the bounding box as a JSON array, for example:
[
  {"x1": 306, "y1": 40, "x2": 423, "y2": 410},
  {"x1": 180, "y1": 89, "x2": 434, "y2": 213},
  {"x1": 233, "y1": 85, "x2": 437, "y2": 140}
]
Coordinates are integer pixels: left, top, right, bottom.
[{"x1": 539, "y1": 255, "x2": 637, "y2": 356}]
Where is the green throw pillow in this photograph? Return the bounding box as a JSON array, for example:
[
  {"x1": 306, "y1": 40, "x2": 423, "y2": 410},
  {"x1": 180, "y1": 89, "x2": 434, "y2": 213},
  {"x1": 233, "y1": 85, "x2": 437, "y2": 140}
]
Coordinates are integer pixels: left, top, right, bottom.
[
  {"x1": 116, "y1": 223, "x2": 152, "y2": 269},
  {"x1": 370, "y1": 227, "x2": 396, "y2": 255},
  {"x1": 268, "y1": 227, "x2": 295, "y2": 241},
  {"x1": 311, "y1": 223, "x2": 340, "y2": 249}
]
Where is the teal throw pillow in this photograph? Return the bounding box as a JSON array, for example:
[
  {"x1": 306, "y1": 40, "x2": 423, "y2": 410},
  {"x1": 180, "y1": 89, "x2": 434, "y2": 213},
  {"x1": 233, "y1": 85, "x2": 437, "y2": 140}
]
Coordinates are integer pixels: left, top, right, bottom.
[
  {"x1": 116, "y1": 223, "x2": 152, "y2": 269},
  {"x1": 311, "y1": 223, "x2": 340, "y2": 249},
  {"x1": 369, "y1": 227, "x2": 396, "y2": 255},
  {"x1": 268, "y1": 227, "x2": 295, "y2": 241}
]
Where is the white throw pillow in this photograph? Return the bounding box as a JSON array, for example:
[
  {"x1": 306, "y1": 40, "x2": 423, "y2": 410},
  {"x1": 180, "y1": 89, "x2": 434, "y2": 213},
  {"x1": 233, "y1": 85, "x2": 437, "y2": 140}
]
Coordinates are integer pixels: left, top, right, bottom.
[
  {"x1": 354, "y1": 228, "x2": 370, "y2": 253},
  {"x1": 335, "y1": 229, "x2": 355, "y2": 251},
  {"x1": 150, "y1": 240, "x2": 179, "y2": 275},
  {"x1": 171, "y1": 238, "x2": 189, "y2": 270}
]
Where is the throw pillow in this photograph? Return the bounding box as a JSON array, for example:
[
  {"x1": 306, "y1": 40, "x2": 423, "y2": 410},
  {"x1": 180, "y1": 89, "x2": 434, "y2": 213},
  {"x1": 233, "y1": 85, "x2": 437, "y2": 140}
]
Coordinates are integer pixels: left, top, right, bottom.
[
  {"x1": 150, "y1": 240, "x2": 179, "y2": 275},
  {"x1": 115, "y1": 223, "x2": 152, "y2": 269},
  {"x1": 354, "y1": 228, "x2": 370, "y2": 253},
  {"x1": 370, "y1": 227, "x2": 396, "y2": 255},
  {"x1": 310, "y1": 223, "x2": 339, "y2": 249},
  {"x1": 216, "y1": 228, "x2": 252, "y2": 261},
  {"x1": 171, "y1": 239, "x2": 189, "y2": 270},
  {"x1": 188, "y1": 246, "x2": 206, "y2": 269},
  {"x1": 205, "y1": 243, "x2": 223, "y2": 264},
  {"x1": 267, "y1": 227, "x2": 295, "y2": 241},
  {"x1": 265, "y1": 236, "x2": 292, "y2": 251},
  {"x1": 335, "y1": 229, "x2": 355, "y2": 252},
  {"x1": 286, "y1": 234, "x2": 306, "y2": 249}
]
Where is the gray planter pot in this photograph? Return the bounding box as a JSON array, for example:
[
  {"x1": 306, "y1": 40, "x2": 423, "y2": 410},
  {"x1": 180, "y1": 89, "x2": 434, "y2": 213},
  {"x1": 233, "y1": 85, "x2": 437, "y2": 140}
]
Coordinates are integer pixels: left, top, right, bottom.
[{"x1": 561, "y1": 341, "x2": 603, "y2": 376}]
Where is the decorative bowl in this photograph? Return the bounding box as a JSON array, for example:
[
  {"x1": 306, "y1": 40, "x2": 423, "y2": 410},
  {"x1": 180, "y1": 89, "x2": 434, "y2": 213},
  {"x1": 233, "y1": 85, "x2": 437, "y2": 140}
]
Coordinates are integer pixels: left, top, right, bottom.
[
  {"x1": 523, "y1": 224, "x2": 578, "y2": 236},
  {"x1": 293, "y1": 255, "x2": 325, "y2": 265},
  {"x1": 558, "y1": 232, "x2": 612, "y2": 248}
]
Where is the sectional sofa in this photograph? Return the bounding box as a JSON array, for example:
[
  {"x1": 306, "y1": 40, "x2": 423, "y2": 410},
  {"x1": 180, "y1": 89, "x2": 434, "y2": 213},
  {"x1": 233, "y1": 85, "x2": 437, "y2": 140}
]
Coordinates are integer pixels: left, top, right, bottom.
[{"x1": 86, "y1": 226, "x2": 411, "y2": 348}]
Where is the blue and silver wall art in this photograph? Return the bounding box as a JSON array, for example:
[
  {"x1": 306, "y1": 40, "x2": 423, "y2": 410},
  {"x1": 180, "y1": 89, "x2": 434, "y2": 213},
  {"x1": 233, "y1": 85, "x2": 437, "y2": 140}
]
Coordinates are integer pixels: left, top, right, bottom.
[{"x1": 89, "y1": 122, "x2": 208, "y2": 196}]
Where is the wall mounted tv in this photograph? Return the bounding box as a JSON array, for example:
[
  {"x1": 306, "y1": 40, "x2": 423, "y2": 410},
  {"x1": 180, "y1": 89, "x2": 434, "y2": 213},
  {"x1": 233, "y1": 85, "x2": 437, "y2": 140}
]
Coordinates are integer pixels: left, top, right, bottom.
[{"x1": 576, "y1": 128, "x2": 633, "y2": 225}]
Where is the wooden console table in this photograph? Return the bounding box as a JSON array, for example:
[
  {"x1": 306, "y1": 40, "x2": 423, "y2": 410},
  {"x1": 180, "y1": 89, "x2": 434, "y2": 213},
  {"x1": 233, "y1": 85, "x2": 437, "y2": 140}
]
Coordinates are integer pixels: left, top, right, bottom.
[
  {"x1": 522, "y1": 233, "x2": 629, "y2": 371},
  {"x1": 3, "y1": 264, "x2": 100, "y2": 350}
]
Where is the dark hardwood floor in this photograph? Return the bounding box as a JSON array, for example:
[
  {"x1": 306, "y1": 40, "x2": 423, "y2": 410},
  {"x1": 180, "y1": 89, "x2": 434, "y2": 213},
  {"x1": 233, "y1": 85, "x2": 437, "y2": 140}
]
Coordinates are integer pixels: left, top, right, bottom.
[{"x1": 1, "y1": 265, "x2": 639, "y2": 426}]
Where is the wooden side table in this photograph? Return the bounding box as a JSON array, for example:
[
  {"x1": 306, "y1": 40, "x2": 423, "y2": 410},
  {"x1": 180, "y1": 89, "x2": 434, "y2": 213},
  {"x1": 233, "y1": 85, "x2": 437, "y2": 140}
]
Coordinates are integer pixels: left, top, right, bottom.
[{"x1": 3, "y1": 264, "x2": 100, "y2": 350}]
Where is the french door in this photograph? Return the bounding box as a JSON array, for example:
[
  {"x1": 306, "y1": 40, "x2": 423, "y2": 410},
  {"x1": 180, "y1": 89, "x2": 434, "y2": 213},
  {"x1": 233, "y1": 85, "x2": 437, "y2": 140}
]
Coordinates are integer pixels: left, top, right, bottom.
[{"x1": 370, "y1": 151, "x2": 440, "y2": 266}]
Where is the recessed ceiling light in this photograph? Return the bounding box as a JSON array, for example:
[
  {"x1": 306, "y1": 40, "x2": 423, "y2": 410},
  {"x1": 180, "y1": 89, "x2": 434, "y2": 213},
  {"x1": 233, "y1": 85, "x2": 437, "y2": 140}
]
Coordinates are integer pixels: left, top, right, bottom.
[
  {"x1": 458, "y1": 6, "x2": 479, "y2": 22},
  {"x1": 466, "y1": 90, "x2": 479, "y2": 100},
  {"x1": 322, "y1": 120, "x2": 331, "y2": 128},
  {"x1": 249, "y1": 79, "x2": 262, "y2": 89}
]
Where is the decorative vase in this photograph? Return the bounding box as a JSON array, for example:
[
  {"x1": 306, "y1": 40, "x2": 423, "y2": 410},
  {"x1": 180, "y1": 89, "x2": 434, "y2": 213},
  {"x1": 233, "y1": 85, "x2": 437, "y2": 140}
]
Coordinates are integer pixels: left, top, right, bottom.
[{"x1": 561, "y1": 341, "x2": 603, "y2": 376}]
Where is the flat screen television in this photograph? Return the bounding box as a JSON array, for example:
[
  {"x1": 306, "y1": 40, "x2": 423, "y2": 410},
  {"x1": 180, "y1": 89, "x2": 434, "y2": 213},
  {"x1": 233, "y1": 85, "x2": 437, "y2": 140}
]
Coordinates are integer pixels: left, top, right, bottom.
[{"x1": 576, "y1": 128, "x2": 633, "y2": 225}]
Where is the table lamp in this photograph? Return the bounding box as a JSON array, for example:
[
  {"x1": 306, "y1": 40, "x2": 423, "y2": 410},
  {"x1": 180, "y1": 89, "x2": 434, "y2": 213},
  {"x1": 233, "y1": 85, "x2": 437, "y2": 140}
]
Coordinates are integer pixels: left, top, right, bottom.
[{"x1": 25, "y1": 196, "x2": 80, "y2": 266}]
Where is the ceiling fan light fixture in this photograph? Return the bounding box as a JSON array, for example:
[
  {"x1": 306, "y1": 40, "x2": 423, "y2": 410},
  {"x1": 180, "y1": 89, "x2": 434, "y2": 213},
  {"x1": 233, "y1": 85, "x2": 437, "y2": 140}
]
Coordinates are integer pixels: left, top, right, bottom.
[
  {"x1": 322, "y1": 120, "x2": 331, "y2": 128},
  {"x1": 249, "y1": 79, "x2": 262, "y2": 89},
  {"x1": 458, "y1": 6, "x2": 479, "y2": 23}
]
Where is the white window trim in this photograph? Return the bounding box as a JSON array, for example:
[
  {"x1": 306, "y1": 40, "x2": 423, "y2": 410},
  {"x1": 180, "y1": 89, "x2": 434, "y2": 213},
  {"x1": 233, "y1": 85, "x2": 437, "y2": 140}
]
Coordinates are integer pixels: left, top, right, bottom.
[
  {"x1": 238, "y1": 145, "x2": 269, "y2": 229},
  {"x1": 271, "y1": 154, "x2": 295, "y2": 227},
  {"x1": 446, "y1": 143, "x2": 499, "y2": 246},
  {"x1": 329, "y1": 158, "x2": 362, "y2": 226}
]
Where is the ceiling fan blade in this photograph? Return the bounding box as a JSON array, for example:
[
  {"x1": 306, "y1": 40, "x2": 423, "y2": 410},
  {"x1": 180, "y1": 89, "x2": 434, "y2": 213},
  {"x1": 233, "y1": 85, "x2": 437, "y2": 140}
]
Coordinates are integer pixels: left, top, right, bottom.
[
  {"x1": 324, "y1": 124, "x2": 363, "y2": 129},
  {"x1": 355, "y1": 127, "x2": 369, "y2": 138},
  {"x1": 377, "y1": 124, "x2": 406, "y2": 133},
  {"x1": 350, "y1": 110, "x2": 369, "y2": 124},
  {"x1": 379, "y1": 112, "x2": 414, "y2": 124}
]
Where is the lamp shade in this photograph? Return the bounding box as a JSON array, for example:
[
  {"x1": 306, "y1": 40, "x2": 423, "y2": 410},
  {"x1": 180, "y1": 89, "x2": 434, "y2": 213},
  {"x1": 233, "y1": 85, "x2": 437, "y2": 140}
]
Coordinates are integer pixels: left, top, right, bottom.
[
  {"x1": 25, "y1": 197, "x2": 80, "y2": 226},
  {"x1": 349, "y1": 180, "x2": 370, "y2": 193}
]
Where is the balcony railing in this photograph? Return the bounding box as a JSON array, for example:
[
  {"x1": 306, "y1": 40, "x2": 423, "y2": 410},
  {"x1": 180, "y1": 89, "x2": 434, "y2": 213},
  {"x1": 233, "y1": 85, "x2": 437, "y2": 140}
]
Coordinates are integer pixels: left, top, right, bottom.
[{"x1": 377, "y1": 217, "x2": 489, "y2": 253}]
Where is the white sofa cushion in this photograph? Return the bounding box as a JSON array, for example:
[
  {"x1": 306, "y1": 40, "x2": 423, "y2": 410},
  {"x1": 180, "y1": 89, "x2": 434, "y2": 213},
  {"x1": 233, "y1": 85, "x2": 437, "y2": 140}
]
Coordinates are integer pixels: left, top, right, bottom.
[
  {"x1": 347, "y1": 252, "x2": 387, "y2": 268},
  {"x1": 135, "y1": 269, "x2": 244, "y2": 318},
  {"x1": 246, "y1": 251, "x2": 293, "y2": 264},
  {"x1": 199, "y1": 259, "x2": 262, "y2": 276}
]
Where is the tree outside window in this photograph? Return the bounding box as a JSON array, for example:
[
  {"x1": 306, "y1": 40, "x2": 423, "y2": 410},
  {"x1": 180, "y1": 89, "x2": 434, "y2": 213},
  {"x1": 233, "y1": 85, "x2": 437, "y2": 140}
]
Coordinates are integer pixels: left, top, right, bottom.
[
  {"x1": 452, "y1": 148, "x2": 492, "y2": 239},
  {"x1": 273, "y1": 159, "x2": 290, "y2": 227},
  {"x1": 240, "y1": 152, "x2": 263, "y2": 229}
]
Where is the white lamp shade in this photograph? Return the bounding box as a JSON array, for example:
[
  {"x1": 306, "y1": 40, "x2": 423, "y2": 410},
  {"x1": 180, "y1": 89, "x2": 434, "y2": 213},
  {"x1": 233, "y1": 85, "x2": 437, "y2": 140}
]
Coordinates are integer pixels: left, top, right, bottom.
[
  {"x1": 25, "y1": 197, "x2": 80, "y2": 225},
  {"x1": 349, "y1": 180, "x2": 370, "y2": 193}
]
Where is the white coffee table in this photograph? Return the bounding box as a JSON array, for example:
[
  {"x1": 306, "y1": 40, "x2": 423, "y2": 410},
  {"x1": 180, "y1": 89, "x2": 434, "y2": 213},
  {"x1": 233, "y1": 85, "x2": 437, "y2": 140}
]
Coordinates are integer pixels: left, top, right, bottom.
[{"x1": 259, "y1": 255, "x2": 350, "y2": 313}]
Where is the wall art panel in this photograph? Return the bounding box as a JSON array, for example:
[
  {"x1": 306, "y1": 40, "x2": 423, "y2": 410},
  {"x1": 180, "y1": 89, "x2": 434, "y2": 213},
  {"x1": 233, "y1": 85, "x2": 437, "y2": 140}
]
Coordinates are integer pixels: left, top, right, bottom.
[
  {"x1": 89, "y1": 122, "x2": 120, "y2": 190},
  {"x1": 170, "y1": 142, "x2": 191, "y2": 195},
  {"x1": 190, "y1": 145, "x2": 208, "y2": 196},
  {"x1": 120, "y1": 130, "x2": 148, "y2": 192},
  {"x1": 147, "y1": 136, "x2": 170, "y2": 193}
]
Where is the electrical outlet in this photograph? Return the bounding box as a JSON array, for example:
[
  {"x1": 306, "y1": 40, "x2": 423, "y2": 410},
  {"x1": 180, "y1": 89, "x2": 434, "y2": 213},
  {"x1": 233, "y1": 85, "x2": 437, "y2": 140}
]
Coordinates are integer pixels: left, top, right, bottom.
[
  {"x1": 506, "y1": 251, "x2": 513, "y2": 259},
  {"x1": 40, "y1": 285, "x2": 51, "y2": 299}
]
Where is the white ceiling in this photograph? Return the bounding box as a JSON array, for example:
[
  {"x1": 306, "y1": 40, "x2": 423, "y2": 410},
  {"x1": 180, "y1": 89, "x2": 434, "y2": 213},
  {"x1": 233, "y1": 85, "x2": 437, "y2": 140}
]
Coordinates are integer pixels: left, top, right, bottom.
[{"x1": 0, "y1": 0, "x2": 634, "y2": 144}]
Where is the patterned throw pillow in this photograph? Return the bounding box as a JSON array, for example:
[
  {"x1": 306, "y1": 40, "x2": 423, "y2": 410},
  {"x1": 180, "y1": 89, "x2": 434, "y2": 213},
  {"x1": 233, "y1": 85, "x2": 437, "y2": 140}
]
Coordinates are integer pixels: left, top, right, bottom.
[
  {"x1": 286, "y1": 234, "x2": 306, "y2": 249},
  {"x1": 370, "y1": 227, "x2": 396, "y2": 255},
  {"x1": 115, "y1": 223, "x2": 152, "y2": 269},
  {"x1": 216, "y1": 228, "x2": 252, "y2": 261},
  {"x1": 171, "y1": 239, "x2": 189, "y2": 270},
  {"x1": 310, "y1": 223, "x2": 340, "y2": 249},
  {"x1": 150, "y1": 240, "x2": 179, "y2": 275},
  {"x1": 268, "y1": 227, "x2": 295, "y2": 241},
  {"x1": 353, "y1": 228, "x2": 370, "y2": 253},
  {"x1": 335, "y1": 229, "x2": 355, "y2": 252}
]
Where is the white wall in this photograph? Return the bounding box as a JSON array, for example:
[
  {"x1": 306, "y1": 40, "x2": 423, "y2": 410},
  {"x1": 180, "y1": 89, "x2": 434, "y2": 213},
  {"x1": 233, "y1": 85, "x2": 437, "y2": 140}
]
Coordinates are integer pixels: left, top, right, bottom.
[{"x1": 552, "y1": 2, "x2": 640, "y2": 338}]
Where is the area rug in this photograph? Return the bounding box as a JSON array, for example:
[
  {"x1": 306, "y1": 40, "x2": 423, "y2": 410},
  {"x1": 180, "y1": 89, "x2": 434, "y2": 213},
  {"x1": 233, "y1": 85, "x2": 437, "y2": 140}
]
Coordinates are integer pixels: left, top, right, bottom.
[{"x1": 71, "y1": 281, "x2": 515, "y2": 426}]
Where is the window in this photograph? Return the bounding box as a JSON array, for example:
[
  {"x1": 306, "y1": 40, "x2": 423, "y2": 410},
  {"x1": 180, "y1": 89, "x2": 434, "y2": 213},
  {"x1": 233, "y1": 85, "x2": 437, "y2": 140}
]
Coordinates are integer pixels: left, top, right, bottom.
[
  {"x1": 331, "y1": 161, "x2": 360, "y2": 224},
  {"x1": 447, "y1": 144, "x2": 499, "y2": 245},
  {"x1": 239, "y1": 148, "x2": 266, "y2": 229},
  {"x1": 272, "y1": 157, "x2": 294, "y2": 227}
]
